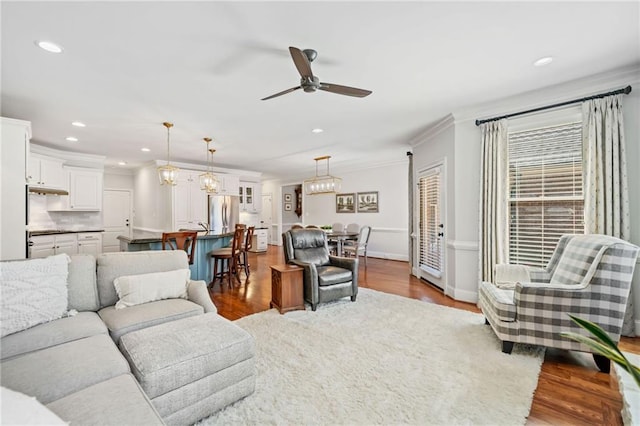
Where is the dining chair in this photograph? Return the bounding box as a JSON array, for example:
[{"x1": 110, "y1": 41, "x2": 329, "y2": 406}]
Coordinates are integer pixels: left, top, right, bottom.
[
  {"x1": 332, "y1": 222, "x2": 345, "y2": 233},
  {"x1": 343, "y1": 226, "x2": 372, "y2": 270},
  {"x1": 305, "y1": 225, "x2": 320, "y2": 229},
  {"x1": 346, "y1": 223, "x2": 360, "y2": 233},
  {"x1": 161, "y1": 231, "x2": 198, "y2": 265},
  {"x1": 291, "y1": 224, "x2": 304, "y2": 230}
]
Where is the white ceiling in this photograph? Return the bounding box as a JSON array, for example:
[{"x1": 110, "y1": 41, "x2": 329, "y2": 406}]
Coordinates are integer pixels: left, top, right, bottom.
[{"x1": 2, "y1": 1, "x2": 639, "y2": 179}]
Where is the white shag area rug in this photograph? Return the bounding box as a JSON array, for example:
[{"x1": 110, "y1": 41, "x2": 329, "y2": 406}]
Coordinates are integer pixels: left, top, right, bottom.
[{"x1": 201, "y1": 288, "x2": 544, "y2": 425}]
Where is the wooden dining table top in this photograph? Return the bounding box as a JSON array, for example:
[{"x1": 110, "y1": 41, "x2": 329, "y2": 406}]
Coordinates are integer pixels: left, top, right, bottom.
[{"x1": 325, "y1": 231, "x2": 359, "y2": 239}]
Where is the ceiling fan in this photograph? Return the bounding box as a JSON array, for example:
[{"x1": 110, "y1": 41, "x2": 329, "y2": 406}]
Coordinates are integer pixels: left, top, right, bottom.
[{"x1": 261, "y1": 46, "x2": 372, "y2": 101}]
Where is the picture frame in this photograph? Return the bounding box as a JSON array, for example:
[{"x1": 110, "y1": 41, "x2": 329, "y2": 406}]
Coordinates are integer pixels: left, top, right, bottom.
[
  {"x1": 336, "y1": 193, "x2": 355, "y2": 213},
  {"x1": 284, "y1": 202, "x2": 292, "y2": 211},
  {"x1": 357, "y1": 191, "x2": 379, "y2": 213},
  {"x1": 284, "y1": 193, "x2": 292, "y2": 202}
]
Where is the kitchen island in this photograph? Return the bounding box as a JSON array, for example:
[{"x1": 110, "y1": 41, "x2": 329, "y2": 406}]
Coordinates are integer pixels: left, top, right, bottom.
[{"x1": 117, "y1": 230, "x2": 234, "y2": 282}]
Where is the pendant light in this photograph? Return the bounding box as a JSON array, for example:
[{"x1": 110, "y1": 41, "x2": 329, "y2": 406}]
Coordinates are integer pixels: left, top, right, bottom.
[
  {"x1": 157, "y1": 122, "x2": 179, "y2": 185},
  {"x1": 199, "y1": 137, "x2": 219, "y2": 194},
  {"x1": 303, "y1": 155, "x2": 342, "y2": 195}
]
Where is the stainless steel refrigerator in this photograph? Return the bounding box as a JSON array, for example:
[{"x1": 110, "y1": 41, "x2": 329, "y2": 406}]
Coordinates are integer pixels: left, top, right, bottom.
[{"x1": 208, "y1": 195, "x2": 240, "y2": 234}]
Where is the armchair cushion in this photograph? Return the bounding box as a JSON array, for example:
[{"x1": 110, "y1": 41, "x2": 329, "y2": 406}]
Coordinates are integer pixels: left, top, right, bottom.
[
  {"x1": 317, "y1": 266, "x2": 353, "y2": 287},
  {"x1": 550, "y1": 235, "x2": 619, "y2": 287},
  {"x1": 113, "y1": 269, "x2": 190, "y2": 309}
]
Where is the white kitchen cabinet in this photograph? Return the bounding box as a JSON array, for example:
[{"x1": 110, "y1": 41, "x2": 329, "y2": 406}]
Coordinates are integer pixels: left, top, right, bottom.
[
  {"x1": 239, "y1": 181, "x2": 262, "y2": 213},
  {"x1": 249, "y1": 228, "x2": 268, "y2": 252},
  {"x1": 218, "y1": 174, "x2": 240, "y2": 196},
  {"x1": 30, "y1": 234, "x2": 78, "y2": 258},
  {"x1": 77, "y1": 232, "x2": 102, "y2": 256},
  {"x1": 48, "y1": 167, "x2": 103, "y2": 211},
  {"x1": 28, "y1": 155, "x2": 66, "y2": 190},
  {"x1": 1, "y1": 117, "x2": 30, "y2": 260},
  {"x1": 173, "y1": 171, "x2": 208, "y2": 230}
]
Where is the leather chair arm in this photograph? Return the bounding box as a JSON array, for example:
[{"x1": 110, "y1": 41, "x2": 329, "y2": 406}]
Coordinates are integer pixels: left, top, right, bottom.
[
  {"x1": 290, "y1": 259, "x2": 319, "y2": 304},
  {"x1": 329, "y1": 255, "x2": 359, "y2": 296}
]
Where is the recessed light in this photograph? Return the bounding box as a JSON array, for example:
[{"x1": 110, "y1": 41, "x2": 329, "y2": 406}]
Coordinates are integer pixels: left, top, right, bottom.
[
  {"x1": 71, "y1": 121, "x2": 86, "y2": 127},
  {"x1": 141, "y1": 147, "x2": 151, "y2": 152},
  {"x1": 65, "y1": 136, "x2": 78, "y2": 142},
  {"x1": 118, "y1": 161, "x2": 127, "y2": 166},
  {"x1": 35, "y1": 40, "x2": 63, "y2": 54},
  {"x1": 533, "y1": 57, "x2": 553, "y2": 67},
  {"x1": 311, "y1": 128, "x2": 324, "y2": 134}
]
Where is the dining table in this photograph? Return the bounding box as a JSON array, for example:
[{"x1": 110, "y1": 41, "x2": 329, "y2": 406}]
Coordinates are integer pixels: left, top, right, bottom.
[{"x1": 325, "y1": 231, "x2": 359, "y2": 257}]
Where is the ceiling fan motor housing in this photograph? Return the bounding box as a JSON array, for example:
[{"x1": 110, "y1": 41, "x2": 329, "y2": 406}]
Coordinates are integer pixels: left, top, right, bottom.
[{"x1": 302, "y1": 76, "x2": 320, "y2": 92}]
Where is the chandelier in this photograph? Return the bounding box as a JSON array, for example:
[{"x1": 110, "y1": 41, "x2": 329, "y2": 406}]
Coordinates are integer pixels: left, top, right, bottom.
[
  {"x1": 303, "y1": 155, "x2": 342, "y2": 195},
  {"x1": 157, "y1": 122, "x2": 180, "y2": 185},
  {"x1": 199, "y1": 137, "x2": 219, "y2": 194}
]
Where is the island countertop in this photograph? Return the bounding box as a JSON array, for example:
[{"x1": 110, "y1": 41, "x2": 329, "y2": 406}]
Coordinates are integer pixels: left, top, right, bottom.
[{"x1": 117, "y1": 230, "x2": 234, "y2": 245}]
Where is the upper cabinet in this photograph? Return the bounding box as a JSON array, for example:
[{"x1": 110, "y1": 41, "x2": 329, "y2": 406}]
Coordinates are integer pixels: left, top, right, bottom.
[
  {"x1": 239, "y1": 180, "x2": 262, "y2": 213},
  {"x1": 173, "y1": 170, "x2": 208, "y2": 230},
  {"x1": 28, "y1": 155, "x2": 66, "y2": 190},
  {"x1": 218, "y1": 175, "x2": 240, "y2": 196},
  {"x1": 48, "y1": 167, "x2": 103, "y2": 211}
]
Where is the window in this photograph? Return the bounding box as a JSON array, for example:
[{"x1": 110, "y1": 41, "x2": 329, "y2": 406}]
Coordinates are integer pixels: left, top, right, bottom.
[
  {"x1": 419, "y1": 167, "x2": 443, "y2": 277},
  {"x1": 508, "y1": 121, "x2": 584, "y2": 267}
]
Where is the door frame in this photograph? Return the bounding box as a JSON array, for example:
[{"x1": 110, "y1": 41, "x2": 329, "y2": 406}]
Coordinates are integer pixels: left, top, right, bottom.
[{"x1": 414, "y1": 158, "x2": 447, "y2": 292}]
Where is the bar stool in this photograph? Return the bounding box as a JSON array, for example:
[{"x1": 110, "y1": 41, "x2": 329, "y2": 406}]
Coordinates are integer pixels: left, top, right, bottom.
[
  {"x1": 209, "y1": 228, "x2": 244, "y2": 289},
  {"x1": 237, "y1": 226, "x2": 255, "y2": 277},
  {"x1": 162, "y1": 231, "x2": 198, "y2": 265}
]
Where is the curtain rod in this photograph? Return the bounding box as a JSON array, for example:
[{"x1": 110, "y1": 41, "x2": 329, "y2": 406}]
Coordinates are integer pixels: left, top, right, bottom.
[{"x1": 475, "y1": 85, "x2": 632, "y2": 126}]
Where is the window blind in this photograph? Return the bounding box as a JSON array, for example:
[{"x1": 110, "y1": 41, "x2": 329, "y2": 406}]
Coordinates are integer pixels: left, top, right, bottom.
[
  {"x1": 419, "y1": 170, "x2": 442, "y2": 275},
  {"x1": 508, "y1": 121, "x2": 584, "y2": 267}
]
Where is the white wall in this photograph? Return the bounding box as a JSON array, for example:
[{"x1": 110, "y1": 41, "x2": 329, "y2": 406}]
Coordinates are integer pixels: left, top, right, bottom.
[
  {"x1": 411, "y1": 66, "x2": 640, "y2": 326},
  {"x1": 104, "y1": 172, "x2": 134, "y2": 190},
  {"x1": 133, "y1": 164, "x2": 172, "y2": 231},
  {"x1": 304, "y1": 161, "x2": 409, "y2": 261}
]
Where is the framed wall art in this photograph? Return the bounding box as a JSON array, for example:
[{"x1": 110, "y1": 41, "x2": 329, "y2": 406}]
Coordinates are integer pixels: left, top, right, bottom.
[
  {"x1": 357, "y1": 191, "x2": 379, "y2": 213},
  {"x1": 336, "y1": 193, "x2": 355, "y2": 213}
]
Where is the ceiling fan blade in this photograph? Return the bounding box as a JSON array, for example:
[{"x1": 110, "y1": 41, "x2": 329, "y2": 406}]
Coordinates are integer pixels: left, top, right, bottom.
[
  {"x1": 261, "y1": 86, "x2": 302, "y2": 101},
  {"x1": 289, "y1": 46, "x2": 313, "y2": 79},
  {"x1": 318, "y1": 83, "x2": 372, "y2": 98}
]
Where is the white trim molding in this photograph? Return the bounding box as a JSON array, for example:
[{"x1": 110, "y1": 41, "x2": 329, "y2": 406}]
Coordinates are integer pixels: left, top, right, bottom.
[
  {"x1": 367, "y1": 251, "x2": 409, "y2": 262},
  {"x1": 451, "y1": 287, "x2": 478, "y2": 304},
  {"x1": 446, "y1": 240, "x2": 479, "y2": 251},
  {"x1": 371, "y1": 227, "x2": 407, "y2": 234}
]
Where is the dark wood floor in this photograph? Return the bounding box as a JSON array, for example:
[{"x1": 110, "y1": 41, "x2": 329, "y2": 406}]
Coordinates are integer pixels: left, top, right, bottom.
[{"x1": 208, "y1": 246, "x2": 640, "y2": 425}]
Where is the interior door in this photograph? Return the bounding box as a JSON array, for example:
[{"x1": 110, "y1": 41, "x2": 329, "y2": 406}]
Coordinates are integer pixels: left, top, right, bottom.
[
  {"x1": 103, "y1": 189, "x2": 132, "y2": 252},
  {"x1": 418, "y1": 165, "x2": 445, "y2": 289},
  {"x1": 261, "y1": 194, "x2": 273, "y2": 244}
]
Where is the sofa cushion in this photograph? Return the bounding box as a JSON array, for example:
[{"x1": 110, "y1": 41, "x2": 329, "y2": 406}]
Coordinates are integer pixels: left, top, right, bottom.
[
  {"x1": 98, "y1": 299, "x2": 204, "y2": 342},
  {"x1": 97, "y1": 250, "x2": 189, "y2": 308},
  {"x1": 1, "y1": 386, "x2": 66, "y2": 425},
  {"x1": 0, "y1": 334, "x2": 129, "y2": 404},
  {"x1": 47, "y1": 374, "x2": 164, "y2": 426},
  {"x1": 67, "y1": 254, "x2": 100, "y2": 312},
  {"x1": 114, "y1": 269, "x2": 190, "y2": 309},
  {"x1": 119, "y1": 313, "x2": 255, "y2": 399},
  {"x1": 317, "y1": 265, "x2": 353, "y2": 286},
  {"x1": 0, "y1": 254, "x2": 70, "y2": 337},
  {"x1": 1, "y1": 312, "x2": 107, "y2": 361}
]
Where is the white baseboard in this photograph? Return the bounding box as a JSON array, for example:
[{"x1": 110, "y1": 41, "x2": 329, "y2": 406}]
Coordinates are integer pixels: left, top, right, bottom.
[
  {"x1": 450, "y1": 287, "x2": 478, "y2": 304},
  {"x1": 367, "y1": 251, "x2": 409, "y2": 262}
]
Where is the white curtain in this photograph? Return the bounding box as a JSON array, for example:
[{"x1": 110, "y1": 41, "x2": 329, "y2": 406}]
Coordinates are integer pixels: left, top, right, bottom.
[
  {"x1": 478, "y1": 120, "x2": 509, "y2": 283},
  {"x1": 582, "y1": 94, "x2": 634, "y2": 335}
]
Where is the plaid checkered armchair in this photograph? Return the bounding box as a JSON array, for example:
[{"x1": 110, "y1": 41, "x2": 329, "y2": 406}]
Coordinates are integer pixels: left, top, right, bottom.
[{"x1": 479, "y1": 234, "x2": 639, "y2": 372}]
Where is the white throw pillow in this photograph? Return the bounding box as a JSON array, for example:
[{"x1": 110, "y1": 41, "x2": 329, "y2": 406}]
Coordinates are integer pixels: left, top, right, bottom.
[
  {"x1": 0, "y1": 387, "x2": 67, "y2": 425},
  {"x1": 0, "y1": 254, "x2": 70, "y2": 337},
  {"x1": 114, "y1": 269, "x2": 190, "y2": 309}
]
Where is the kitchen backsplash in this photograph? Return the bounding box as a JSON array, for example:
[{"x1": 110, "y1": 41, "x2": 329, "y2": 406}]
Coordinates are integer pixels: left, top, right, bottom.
[{"x1": 28, "y1": 194, "x2": 103, "y2": 231}]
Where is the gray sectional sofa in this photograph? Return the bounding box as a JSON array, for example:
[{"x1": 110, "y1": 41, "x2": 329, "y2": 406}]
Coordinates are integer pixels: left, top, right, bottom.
[{"x1": 0, "y1": 250, "x2": 255, "y2": 426}]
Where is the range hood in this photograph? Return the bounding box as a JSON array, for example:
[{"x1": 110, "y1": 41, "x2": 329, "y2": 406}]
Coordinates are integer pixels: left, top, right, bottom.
[{"x1": 28, "y1": 186, "x2": 69, "y2": 196}]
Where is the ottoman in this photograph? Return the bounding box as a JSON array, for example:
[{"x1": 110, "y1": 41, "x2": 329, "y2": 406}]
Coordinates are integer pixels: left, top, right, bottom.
[{"x1": 118, "y1": 313, "x2": 256, "y2": 426}]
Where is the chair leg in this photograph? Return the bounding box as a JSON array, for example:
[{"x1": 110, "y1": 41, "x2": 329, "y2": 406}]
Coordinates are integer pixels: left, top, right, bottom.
[
  {"x1": 485, "y1": 318, "x2": 490, "y2": 325},
  {"x1": 351, "y1": 295, "x2": 356, "y2": 302},
  {"x1": 226, "y1": 259, "x2": 233, "y2": 289},
  {"x1": 311, "y1": 303, "x2": 317, "y2": 311},
  {"x1": 593, "y1": 354, "x2": 611, "y2": 373},
  {"x1": 502, "y1": 341, "x2": 514, "y2": 354}
]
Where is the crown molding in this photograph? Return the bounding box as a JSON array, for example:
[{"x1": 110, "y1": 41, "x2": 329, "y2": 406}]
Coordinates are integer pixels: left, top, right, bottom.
[
  {"x1": 30, "y1": 143, "x2": 105, "y2": 169},
  {"x1": 148, "y1": 159, "x2": 261, "y2": 179},
  {"x1": 408, "y1": 114, "x2": 455, "y2": 148},
  {"x1": 454, "y1": 65, "x2": 640, "y2": 124}
]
